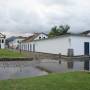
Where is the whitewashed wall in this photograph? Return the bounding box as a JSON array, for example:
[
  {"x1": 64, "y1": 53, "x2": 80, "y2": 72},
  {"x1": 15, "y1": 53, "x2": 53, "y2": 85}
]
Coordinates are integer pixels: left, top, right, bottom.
[
  {"x1": 21, "y1": 35, "x2": 90, "y2": 56},
  {"x1": 0, "y1": 38, "x2": 5, "y2": 49},
  {"x1": 21, "y1": 42, "x2": 34, "y2": 52},
  {"x1": 1, "y1": 43, "x2": 5, "y2": 49},
  {"x1": 34, "y1": 36, "x2": 70, "y2": 55},
  {"x1": 71, "y1": 36, "x2": 90, "y2": 56},
  {"x1": 21, "y1": 33, "x2": 48, "y2": 52},
  {"x1": 9, "y1": 38, "x2": 25, "y2": 49}
]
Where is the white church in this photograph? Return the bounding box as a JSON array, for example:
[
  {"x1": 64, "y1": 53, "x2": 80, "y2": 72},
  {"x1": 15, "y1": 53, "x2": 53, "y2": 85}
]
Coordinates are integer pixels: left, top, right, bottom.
[
  {"x1": 0, "y1": 33, "x2": 6, "y2": 49},
  {"x1": 20, "y1": 31, "x2": 90, "y2": 56}
]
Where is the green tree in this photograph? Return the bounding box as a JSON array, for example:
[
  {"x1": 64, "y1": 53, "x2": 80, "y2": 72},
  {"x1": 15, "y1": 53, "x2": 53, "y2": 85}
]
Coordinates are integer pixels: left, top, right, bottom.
[{"x1": 48, "y1": 25, "x2": 70, "y2": 37}]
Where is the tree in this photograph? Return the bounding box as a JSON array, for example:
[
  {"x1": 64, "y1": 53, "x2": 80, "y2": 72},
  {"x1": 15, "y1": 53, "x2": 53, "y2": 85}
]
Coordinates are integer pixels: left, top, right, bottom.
[
  {"x1": 48, "y1": 25, "x2": 70, "y2": 37},
  {"x1": 48, "y1": 26, "x2": 59, "y2": 37}
]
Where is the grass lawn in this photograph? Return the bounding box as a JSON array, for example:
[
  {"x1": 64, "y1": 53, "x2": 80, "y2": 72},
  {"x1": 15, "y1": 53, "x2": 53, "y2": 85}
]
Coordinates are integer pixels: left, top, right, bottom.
[
  {"x1": 0, "y1": 49, "x2": 27, "y2": 58},
  {"x1": 0, "y1": 72, "x2": 90, "y2": 90}
]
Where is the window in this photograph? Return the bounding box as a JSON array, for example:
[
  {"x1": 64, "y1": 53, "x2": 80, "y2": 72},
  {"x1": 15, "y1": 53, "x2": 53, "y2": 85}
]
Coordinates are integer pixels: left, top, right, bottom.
[
  {"x1": 17, "y1": 40, "x2": 19, "y2": 43},
  {"x1": 39, "y1": 37, "x2": 41, "y2": 39},
  {"x1": 2, "y1": 39, "x2": 4, "y2": 43},
  {"x1": 24, "y1": 45, "x2": 25, "y2": 50},
  {"x1": 33, "y1": 44, "x2": 35, "y2": 52},
  {"x1": 28, "y1": 44, "x2": 29, "y2": 51},
  {"x1": 25, "y1": 44, "x2": 27, "y2": 50},
  {"x1": 30, "y1": 44, "x2": 32, "y2": 51}
]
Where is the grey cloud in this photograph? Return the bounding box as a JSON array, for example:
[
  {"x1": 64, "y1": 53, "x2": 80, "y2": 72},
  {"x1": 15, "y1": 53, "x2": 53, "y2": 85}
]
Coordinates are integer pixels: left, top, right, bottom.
[
  {"x1": 0, "y1": 0, "x2": 90, "y2": 35},
  {"x1": 39, "y1": 0, "x2": 74, "y2": 6}
]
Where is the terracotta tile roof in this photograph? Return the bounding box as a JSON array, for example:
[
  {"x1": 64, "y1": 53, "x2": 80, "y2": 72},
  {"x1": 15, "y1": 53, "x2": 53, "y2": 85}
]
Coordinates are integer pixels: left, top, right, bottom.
[
  {"x1": 16, "y1": 36, "x2": 27, "y2": 39},
  {"x1": 22, "y1": 32, "x2": 48, "y2": 43},
  {"x1": 22, "y1": 33, "x2": 40, "y2": 43}
]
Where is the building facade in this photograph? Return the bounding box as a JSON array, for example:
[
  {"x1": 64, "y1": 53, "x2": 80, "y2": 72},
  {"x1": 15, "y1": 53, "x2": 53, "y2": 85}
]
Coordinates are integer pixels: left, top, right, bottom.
[
  {"x1": 21, "y1": 33, "x2": 48, "y2": 51},
  {"x1": 0, "y1": 33, "x2": 6, "y2": 49},
  {"x1": 33, "y1": 34, "x2": 90, "y2": 56},
  {"x1": 21, "y1": 32, "x2": 90, "y2": 56},
  {"x1": 9, "y1": 36, "x2": 26, "y2": 49}
]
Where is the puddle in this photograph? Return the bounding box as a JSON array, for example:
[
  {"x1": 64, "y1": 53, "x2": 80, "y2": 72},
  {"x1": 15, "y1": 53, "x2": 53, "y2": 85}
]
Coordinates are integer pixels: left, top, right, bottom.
[{"x1": 0, "y1": 61, "x2": 48, "y2": 80}]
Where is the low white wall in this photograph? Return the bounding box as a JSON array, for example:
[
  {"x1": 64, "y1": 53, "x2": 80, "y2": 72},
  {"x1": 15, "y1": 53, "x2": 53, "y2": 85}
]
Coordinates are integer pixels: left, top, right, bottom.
[
  {"x1": 34, "y1": 36, "x2": 70, "y2": 55},
  {"x1": 1, "y1": 39, "x2": 5, "y2": 49},
  {"x1": 21, "y1": 35, "x2": 90, "y2": 56}
]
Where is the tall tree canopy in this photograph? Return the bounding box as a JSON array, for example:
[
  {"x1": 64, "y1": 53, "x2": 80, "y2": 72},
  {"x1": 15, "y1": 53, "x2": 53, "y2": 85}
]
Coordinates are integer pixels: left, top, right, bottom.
[{"x1": 48, "y1": 25, "x2": 70, "y2": 37}]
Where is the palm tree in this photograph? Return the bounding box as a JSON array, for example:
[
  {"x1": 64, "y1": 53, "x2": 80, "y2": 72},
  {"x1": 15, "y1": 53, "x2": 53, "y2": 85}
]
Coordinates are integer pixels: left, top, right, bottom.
[
  {"x1": 48, "y1": 25, "x2": 70, "y2": 37},
  {"x1": 59, "y1": 25, "x2": 70, "y2": 34}
]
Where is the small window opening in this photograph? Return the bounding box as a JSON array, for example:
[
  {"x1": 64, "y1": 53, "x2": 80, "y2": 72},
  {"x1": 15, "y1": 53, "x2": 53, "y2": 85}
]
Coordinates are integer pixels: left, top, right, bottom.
[{"x1": 39, "y1": 37, "x2": 41, "y2": 39}]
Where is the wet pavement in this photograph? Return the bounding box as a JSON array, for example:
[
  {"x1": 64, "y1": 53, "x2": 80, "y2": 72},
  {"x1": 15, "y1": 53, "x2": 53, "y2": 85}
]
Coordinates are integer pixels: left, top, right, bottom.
[
  {"x1": 0, "y1": 59, "x2": 88, "y2": 80},
  {"x1": 36, "y1": 59, "x2": 85, "y2": 72},
  {"x1": 0, "y1": 61, "x2": 48, "y2": 80}
]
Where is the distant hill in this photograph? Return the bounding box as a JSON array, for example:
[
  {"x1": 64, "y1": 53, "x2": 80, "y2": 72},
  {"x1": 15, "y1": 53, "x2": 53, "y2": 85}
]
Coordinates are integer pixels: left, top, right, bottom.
[
  {"x1": 6, "y1": 36, "x2": 16, "y2": 42},
  {"x1": 6, "y1": 36, "x2": 16, "y2": 46}
]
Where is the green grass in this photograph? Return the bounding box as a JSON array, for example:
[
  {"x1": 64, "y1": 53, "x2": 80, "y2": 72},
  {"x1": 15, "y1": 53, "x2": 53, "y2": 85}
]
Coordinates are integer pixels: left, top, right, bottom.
[
  {"x1": 0, "y1": 49, "x2": 26, "y2": 58},
  {"x1": 0, "y1": 72, "x2": 90, "y2": 90}
]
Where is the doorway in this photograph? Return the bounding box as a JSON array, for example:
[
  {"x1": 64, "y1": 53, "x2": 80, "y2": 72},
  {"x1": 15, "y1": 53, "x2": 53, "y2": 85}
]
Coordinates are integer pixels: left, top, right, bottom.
[{"x1": 84, "y1": 42, "x2": 89, "y2": 55}]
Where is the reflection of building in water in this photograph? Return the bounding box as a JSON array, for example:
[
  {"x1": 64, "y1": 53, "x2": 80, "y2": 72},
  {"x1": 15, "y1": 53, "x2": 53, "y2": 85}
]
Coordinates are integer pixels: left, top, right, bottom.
[
  {"x1": 67, "y1": 61, "x2": 73, "y2": 69},
  {"x1": 61, "y1": 60, "x2": 90, "y2": 71}
]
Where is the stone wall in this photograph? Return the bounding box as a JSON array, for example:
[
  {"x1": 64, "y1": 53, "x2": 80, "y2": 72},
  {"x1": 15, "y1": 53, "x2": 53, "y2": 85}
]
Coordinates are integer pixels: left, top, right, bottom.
[{"x1": 33, "y1": 52, "x2": 59, "y2": 60}]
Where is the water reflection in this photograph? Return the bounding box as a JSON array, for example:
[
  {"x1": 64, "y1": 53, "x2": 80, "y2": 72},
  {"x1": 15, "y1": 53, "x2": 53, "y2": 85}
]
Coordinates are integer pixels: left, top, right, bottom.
[
  {"x1": 36, "y1": 59, "x2": 89, "y2": 73},
  {"x1": 0, "y1": 61, "x2": 48, "y2": 80},
  {"x1": 0, "y1": 59, "x2": 89, "y2": 80}
]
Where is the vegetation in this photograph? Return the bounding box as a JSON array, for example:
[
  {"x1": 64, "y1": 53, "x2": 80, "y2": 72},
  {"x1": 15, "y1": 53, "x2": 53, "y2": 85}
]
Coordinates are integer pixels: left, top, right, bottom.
[
  {"x1": 0, "y1": 49, "x2": 26, "y2": 58},
  {"x1": 48, "y1": 25, "x2": 70, "y2": 37},
  {"x1": 0, "y1": 72, "x2": 90, "y2": 90}
]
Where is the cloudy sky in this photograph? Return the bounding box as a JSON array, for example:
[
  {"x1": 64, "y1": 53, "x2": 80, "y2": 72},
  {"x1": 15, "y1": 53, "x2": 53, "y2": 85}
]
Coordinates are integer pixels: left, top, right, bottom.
[{"x1": 0, "y1": 0, "x2": 90, "y2": 36}]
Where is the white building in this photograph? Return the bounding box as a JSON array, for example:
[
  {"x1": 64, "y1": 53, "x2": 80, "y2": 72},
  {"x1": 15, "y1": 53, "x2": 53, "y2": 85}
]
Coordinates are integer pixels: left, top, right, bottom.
[
  {"x1": 21, "y1": 33, "x2": 48, "y2": 51},
  {"x1": 0, "y1": 33, "x2": 6, "y2": 49},
  {"x1": 9, "y1": 36, "x2": 26, "y2": 49},
  {"x1": 21, "y1": 31, "x2": 90, "y2": 56}
]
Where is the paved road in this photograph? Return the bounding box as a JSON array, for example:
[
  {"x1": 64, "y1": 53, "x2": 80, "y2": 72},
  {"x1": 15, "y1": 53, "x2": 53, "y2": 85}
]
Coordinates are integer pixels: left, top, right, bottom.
[
  {"x1": 0, "y1": 59, "x2": 85, "y2": 80},
  {"x1": 0, "y1": 61, "x2": 48, "y2": 80},
  {"x1": 36, "y1": 59, "x2": 85, "y2": 73}
]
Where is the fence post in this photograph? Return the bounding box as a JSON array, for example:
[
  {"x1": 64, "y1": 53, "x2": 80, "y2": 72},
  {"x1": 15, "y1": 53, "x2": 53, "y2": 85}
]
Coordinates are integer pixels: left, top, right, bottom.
[{"x1": 59, "y1": 53, "x2": 61, "y2": 64}]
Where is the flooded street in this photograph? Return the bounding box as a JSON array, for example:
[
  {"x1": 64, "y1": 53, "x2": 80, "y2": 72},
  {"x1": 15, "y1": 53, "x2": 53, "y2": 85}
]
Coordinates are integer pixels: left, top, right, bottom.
[
  {"x1": 0, "y1": 61, "x2": 48, "y2": 80},
  {"x1": 36, "y1": 59, "x2": 88, "y2": 72},
  {"x1": 0, "y1": 59, "x2": 89, "y2": 80}
]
